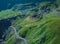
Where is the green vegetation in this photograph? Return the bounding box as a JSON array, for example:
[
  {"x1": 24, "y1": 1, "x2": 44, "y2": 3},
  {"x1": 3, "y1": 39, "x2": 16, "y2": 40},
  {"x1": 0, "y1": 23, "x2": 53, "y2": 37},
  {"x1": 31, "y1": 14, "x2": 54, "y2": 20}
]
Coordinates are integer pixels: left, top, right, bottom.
[{"x1": 0, "y1": 0, "x2": 60, "y2": 44}]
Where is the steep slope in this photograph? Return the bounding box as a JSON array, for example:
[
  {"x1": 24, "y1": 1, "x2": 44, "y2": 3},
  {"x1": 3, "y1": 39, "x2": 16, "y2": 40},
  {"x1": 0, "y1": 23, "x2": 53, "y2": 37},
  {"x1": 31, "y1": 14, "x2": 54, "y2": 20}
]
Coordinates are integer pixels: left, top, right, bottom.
[{"x1": 0, "y1": 0, "x2": 60, "y2": 44}]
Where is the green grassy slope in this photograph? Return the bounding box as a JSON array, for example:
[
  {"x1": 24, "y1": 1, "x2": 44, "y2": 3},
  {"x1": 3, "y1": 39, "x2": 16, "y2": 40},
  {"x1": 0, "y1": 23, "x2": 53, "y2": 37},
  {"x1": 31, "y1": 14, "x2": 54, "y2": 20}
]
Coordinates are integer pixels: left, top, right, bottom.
[
  {"x1": 5, "y1": 12, "x2": 60, "y2": 44},
  {"x1": 0, "y1": 0, "x2": 60, "y2": 44}
]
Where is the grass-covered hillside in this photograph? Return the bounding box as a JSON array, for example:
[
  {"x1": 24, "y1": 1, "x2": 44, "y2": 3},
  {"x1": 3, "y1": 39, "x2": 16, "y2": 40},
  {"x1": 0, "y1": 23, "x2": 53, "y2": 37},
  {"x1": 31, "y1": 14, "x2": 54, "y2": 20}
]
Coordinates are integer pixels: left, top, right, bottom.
[{"x1": 0, "y1": 0, "x2": 60, "y2": 44}]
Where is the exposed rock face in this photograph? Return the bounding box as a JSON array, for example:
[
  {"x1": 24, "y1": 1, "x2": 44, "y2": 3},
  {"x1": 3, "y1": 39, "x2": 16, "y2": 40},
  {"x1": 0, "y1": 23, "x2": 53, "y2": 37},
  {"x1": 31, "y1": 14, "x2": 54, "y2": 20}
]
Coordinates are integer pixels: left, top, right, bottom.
[{"x1": 0, "y1": 19, "x2": 11, "y2": 41}]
